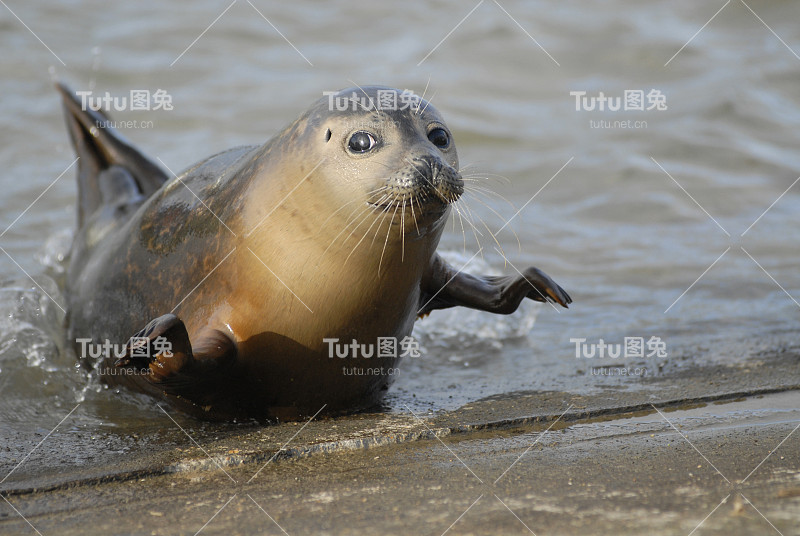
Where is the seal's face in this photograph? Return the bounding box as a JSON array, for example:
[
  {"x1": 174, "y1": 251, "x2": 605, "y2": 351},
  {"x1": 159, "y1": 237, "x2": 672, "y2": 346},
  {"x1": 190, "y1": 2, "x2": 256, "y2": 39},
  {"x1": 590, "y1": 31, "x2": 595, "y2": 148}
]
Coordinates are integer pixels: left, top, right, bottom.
[{"x1": 311, "y1": 87, "x2": 464, "y2": 237}]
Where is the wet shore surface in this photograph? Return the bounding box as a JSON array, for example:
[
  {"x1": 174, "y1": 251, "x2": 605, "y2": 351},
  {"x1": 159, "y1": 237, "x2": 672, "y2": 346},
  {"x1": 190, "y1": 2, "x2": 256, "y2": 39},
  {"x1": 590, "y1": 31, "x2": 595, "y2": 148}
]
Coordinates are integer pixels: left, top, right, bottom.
[{"x1": 2, "y1": 352, "x2": 798, "y2": 535}]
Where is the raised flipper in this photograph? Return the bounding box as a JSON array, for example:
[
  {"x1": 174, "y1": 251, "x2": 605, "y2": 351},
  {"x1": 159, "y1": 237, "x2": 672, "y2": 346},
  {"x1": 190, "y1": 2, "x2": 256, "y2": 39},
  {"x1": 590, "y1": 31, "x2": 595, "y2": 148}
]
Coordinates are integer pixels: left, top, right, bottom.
[
  {"x1": 419, "y1": 254, "x2": 572, "y2": 317},
  {"x1": 56, "y1": 82, "x2": 169, "y2": 226},
  {"x1": 115, "y1": 314, "x2": 237, "y2": 402}
]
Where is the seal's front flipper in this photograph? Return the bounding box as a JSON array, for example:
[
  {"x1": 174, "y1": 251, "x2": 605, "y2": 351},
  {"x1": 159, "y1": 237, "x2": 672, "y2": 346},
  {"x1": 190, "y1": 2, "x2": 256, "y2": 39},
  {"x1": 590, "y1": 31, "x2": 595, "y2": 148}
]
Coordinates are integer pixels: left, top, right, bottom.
[
  {"x1": 56, "y1": 82, "x2": 168, "y2": 226},
  {"x1": 116, "y1": 314, "x2": 237, "y2": 400},
  {"x1": 419, "y1": 254, "x2": 572, "y2": 317}
]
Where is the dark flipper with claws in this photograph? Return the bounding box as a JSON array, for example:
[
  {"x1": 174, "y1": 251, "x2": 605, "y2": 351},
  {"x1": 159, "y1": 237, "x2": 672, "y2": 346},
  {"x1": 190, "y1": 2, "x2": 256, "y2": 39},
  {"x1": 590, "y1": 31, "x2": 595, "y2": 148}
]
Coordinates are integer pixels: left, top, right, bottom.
[
  {"x1": 418, "y1": 254, "x2": 572, "y2": 317},
  {"x1": 116, "y1": 314, "x2": 238, "y2": 404}
]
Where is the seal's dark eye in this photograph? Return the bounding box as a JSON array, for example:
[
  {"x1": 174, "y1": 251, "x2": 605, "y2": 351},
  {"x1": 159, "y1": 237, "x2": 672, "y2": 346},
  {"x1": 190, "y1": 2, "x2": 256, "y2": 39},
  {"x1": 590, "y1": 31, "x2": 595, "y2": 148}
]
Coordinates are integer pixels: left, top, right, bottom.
[
  {"x1": 428, "y1": 127, "x2": 450, "y2": 149},
  {"x1": 348, "y1": 131, "x2": 376, "y2": 153}
]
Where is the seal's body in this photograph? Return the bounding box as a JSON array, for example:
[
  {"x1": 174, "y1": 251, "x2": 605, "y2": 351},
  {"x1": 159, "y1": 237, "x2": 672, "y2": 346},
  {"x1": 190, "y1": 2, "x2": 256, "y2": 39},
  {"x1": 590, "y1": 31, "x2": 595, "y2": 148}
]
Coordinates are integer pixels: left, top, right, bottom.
[{"x1": 59, "y1": 85, "x2": 571, "y2": 421}]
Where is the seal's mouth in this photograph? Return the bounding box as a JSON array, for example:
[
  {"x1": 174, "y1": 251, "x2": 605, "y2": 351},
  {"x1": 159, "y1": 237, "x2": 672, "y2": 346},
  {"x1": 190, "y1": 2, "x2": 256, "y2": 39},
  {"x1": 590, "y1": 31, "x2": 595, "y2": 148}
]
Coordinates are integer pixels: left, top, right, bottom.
[{"x1": 368, "y1": 156, "x2": 463, "y2": 212}]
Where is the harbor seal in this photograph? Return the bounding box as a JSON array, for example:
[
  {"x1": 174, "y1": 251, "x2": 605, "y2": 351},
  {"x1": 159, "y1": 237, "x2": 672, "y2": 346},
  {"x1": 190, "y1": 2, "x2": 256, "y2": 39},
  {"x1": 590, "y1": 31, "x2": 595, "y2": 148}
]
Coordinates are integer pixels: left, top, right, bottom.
[{"x1": 59, "y1": 84, "x2": 572, "y2": 421}]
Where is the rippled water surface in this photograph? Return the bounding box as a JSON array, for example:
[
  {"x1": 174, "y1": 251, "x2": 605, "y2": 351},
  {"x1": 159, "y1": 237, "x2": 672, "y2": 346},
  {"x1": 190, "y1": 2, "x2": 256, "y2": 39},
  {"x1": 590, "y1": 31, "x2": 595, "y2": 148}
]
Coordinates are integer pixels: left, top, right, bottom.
[{"x1": 1, "y1": 1, "x2": 798, "y2": 443}]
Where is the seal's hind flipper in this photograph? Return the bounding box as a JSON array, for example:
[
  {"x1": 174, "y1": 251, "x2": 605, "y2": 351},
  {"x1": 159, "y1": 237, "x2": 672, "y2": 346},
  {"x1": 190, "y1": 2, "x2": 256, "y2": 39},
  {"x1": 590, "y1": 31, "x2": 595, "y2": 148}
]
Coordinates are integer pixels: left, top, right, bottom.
[
  {"x1": 56, "y1": 82, "x2": 169, "y2": 226},
  {"x1": 116, "y1": 314, "x2": 237, "y2": 401},
  {"x1": 419, "y1": 254, "x2": 572, "y2": 317}
]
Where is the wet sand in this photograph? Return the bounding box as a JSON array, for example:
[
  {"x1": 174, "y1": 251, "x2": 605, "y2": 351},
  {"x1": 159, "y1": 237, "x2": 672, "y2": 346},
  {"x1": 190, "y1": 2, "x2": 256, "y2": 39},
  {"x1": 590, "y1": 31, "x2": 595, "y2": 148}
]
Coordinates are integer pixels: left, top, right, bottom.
[{"x1": 2, "y1": 352, "x2": 798, "y2": 535}]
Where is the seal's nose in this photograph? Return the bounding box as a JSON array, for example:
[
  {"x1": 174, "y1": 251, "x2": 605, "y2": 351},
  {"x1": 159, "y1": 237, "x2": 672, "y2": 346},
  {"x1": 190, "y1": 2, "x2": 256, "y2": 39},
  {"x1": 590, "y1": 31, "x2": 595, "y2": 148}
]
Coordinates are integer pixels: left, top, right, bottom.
[
  {"x1": 412, "y1": 154, "x2": 443, "y2": 186},
  {"x1": 406, "y1": 155, "x2": 463, "y2": 204}
]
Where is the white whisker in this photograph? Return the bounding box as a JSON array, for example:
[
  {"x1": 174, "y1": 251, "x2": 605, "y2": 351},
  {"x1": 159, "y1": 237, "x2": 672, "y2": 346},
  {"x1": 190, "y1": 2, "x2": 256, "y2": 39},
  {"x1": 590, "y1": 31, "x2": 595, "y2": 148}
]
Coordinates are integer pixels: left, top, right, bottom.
[
  {"x1": 378, "y1": 200, "x2": 402, "y2": 274},
  {"x1": 463, "y1": 190, "x2": 521, "y2": 252},
  {"x1": 453, "y1": 198, "x2": 484, "y2": 254}
]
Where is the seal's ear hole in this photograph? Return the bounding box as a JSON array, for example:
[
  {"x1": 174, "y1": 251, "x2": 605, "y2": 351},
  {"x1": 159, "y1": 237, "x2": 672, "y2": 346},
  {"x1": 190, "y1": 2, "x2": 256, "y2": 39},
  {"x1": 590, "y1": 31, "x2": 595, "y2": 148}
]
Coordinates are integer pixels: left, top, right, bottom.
[{"x1": 325, "y1": 129, "x2": 332, "y2": 142}]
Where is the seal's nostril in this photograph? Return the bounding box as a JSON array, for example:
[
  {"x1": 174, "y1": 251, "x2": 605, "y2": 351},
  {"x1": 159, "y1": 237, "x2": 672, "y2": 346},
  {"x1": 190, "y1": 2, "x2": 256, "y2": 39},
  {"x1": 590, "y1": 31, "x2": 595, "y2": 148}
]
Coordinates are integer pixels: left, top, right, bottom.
[{"x1": 412, "y1": 155, "x2": 443, "y2": 183}]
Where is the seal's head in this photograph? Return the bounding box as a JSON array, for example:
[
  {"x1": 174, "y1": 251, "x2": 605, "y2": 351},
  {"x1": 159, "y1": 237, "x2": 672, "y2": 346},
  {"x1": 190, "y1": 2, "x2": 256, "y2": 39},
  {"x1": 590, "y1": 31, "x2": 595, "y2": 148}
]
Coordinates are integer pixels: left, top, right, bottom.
[{"x1": 302, "y1": 86, "x2": 464, "y2": 236}]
